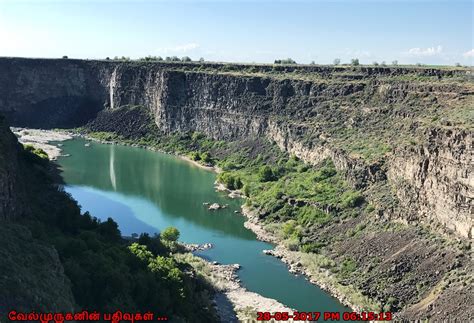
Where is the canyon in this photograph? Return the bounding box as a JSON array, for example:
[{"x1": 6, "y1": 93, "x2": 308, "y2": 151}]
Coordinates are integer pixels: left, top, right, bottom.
[
  {"x1": 1, "y1": 57, "x2": 472, "y2": 239},
  {"x1": 0, "y1": 57, "x2": 472, "y2": 320}
]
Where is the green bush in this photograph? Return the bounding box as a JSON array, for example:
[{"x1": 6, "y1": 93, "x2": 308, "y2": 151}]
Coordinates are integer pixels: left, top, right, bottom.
[
  {"x1": 161, "y1": 227, "x2": 180, "y2": 242},
  {"x1": 201, "y1": 152, "x2": 212, "y2": 164},
  {"x1": 281, "y1": 220, "x2": 298, "y2": 238},
  {"x1": 300, "y1": 241, "x2": 326, "y2": 253},
  {"x1": 340, "y1": 258, "x2": 357, "y2": 275},
  {"x1": 258, "y1": 165, "x2": 276, "y2": 182},
  {"x1": 217, "y1": 172, "x2": 243, "y2": 190},
  {"x1": 340, "y1": 191, "x2": 364, "y2": 208},
  {"x1": 23, "y1": 144, "x2": 49, "y2": 160},
  {"x1": 297, "y1": 206, "x2": 331, "y2": 226},
  {"x1": 189, "y1": 151, "x2": 201, "y2": 161}
]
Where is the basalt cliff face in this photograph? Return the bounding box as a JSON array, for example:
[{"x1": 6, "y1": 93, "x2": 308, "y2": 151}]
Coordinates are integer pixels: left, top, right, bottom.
[
  {"x1": 0, "y1": 116, "x2": 76, "y2": 317},
  {"x1": 1, "y1": 57, "x2": 472, "y2": 240}
]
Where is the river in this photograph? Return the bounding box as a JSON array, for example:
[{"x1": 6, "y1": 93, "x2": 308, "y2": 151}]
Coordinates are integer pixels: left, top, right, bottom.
[{"x1": 57, "y1": 137, "x2": 349, "y2": 315}]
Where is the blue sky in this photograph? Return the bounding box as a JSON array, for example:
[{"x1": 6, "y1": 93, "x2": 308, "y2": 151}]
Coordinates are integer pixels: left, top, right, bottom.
[{"x1": 0, "y1": 0, "x2": 472, "y2": 65}]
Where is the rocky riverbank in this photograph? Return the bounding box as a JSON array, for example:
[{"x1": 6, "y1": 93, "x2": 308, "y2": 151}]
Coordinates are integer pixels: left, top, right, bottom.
[
  {"x1": 175, "y1": 252, "x2": 295, "y2": 322},
  {"x1": 241, "y1": 205, "x2": 363, "y2": 313},
  {"x1": 11, "y1": 127, "x2": 73, "y2": 159}
]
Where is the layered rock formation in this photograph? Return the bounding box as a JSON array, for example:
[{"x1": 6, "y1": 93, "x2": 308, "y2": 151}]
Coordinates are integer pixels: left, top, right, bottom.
[{"x1": 0, "y1": 57, "x2": 472, "y2": 239}]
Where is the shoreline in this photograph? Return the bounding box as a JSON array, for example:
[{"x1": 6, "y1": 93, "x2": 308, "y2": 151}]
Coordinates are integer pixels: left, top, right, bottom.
[
  {"x1": 241, "y1": 205, "x2": 362, "y2": 313},
  {"x1": 175, "y1": 252, "x2": 296, "y2": 322},
  {"x1": 15, "y1": 128, "x2": 361, "y2": 315},
  {"x1": 11, "y1": 127, "x2": 73, "y2": 160}
]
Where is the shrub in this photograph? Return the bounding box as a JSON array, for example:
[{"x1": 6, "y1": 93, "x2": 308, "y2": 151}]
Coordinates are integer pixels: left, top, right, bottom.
[
  {"x1": 191, "y1": 132, "x2": 205, "y2": 141},
  {"x1": 201, "y1": 152, "x2": 212, "y2": 164},
  {"x1": 258, "y1": 165, "x2": 276, "y2": 182},
  {"x1": 23, "y1": 144, "x2": 49, "y2": 160},
  {"x1": 242, "y1": 184, "x2": 251, "y2": 197},
  {"x1": 281, "y1": 220, "x2": 297, "y2": 238},
  {"x1": 161, "y1": 227, "x2": 180, "y2": 242},
  {"x1": 340, "y1": 258, "x2": 357, "y2": 275},
  {"x1": 300, "y1": 241, "x2": 325, "y2": 253},
  {"x1": 340, "y1": 191, "x2": 364, "y2": 208},
  {"x1": 297, "y1": 206, "x2": 331, "y2": 226},
  {"x1": 189, "y1": 151, "x2": 201, "y2": 161},
  {"x1": 217, "y1": 172, "x2": 243, "y2": 190}
]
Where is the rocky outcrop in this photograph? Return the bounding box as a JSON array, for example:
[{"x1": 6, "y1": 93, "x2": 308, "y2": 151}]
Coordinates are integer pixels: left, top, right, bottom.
[
  {"x1": 0, "y1": 116, "x2": 27, "y2": 219},
  {"x1": 0, "y1": 223, "x2": 76, "y2": 316},
  {"x1": 0, "y1": 57, "x2": 472, "y2": 238},
  {"x1": 0, "y1": 117, "x2": 76, "y2": 318},
  {"x1": 388, "y1": 128, "x2": 473, "y2": 238}
]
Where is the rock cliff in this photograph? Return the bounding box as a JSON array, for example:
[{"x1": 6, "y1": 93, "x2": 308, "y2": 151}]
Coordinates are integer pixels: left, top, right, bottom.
[
  {"x1": 0, "y1": 116, "x2": 76, "y2": 317},
  {"x1": 0, "y1": 57, "x2": 472, "y2": 239}
]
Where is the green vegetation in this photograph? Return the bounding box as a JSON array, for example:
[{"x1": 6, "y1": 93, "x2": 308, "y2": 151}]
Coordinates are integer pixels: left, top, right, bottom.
[
  {"x1": 217, "y1": 172, "x2": 243, "y2": 190},
  {"x1": 23, "y1": 144, "x2": 49, "y2": 160},
  {"x1": 161, "y1": 226, "x2": 180, "y2": 242},
  {"x1": 274, "y1": 58, "x2": 297, "y2": 64},
  {"x1": 12, "y1": 144, "x2": 218, "y2": 321}
]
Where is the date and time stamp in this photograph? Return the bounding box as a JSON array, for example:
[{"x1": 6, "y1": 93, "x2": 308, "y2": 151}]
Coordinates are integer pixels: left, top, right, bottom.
[{"x1": 257, "y1": 311, "x2": 393, "y2": 321}]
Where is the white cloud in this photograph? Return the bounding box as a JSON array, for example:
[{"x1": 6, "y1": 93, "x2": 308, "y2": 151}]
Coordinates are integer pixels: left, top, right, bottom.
[
  {"x1": 407, "y1": 45, "x2": 443, "y2": 56},
  {"x1": 462, "y1": 49, "x2": 474, "y2": 58},
  {"x1": 156, "y1": 43, "x2": 200, "y2": 54}
]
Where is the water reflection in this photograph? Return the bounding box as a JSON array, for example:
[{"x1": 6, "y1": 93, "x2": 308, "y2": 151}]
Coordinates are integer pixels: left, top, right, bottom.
[
  {"x1": 109, "y1": 146, "x2": 117, "y2": 191},
  {"x1": 57, "y1": 138, "x2": 349, "y2": 314},
  {"x1": 59, "y1": 138, "x2": 253, "y2": 240}
]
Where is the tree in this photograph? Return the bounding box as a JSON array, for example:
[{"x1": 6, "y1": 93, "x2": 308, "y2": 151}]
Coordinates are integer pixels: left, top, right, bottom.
[
  {"x1": 351, "y1": 58, "x2": 360, "y2": 66},
  {"x1": 373, "y1": 61, "x2": 379, "y2": 66},
  {"x1": 258, "y1": 165, "x2": 276, "y2": 182},
  {"x1": 98, "y1": 217, "x2": 121, "y2": 241},
  {"x1": 274, "y1": 58, "x2": 296, "y2": 65},
  {"x1": 181, "y1": 56, "x2": 192, "y2": 62},
  {"x1": 310, "y1": 60, "x2": 316, "y2": 65},
  {"x1": 333, "y1": 58, "x2": 341, "y2": 65},
  {"x1": 201, "y1": 152, "x2": 212, "y2": 164},
  {"x1": 381, "y1": 61, "x2": 386, "y2": 66},
  {"x1": 199, "y1": 57, "x2": 205, "y2": 63},
  {"x1": 392, "y1": 60, "x2": 398, "y2": 66},
  {"x1": 455, "y1": 62, "x2": 461, "y2": 67},
  {"x1": 161, "y1": 227, "x2": 180, "y2": 242},
  {"x1": 62, "y1": 55, "x2": 68, "y2": 59}
]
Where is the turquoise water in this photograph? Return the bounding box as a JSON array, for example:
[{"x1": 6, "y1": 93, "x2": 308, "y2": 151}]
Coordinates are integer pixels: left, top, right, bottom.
[{"x1": 57, "y1": 138, "x2": 349, "y2": 314}]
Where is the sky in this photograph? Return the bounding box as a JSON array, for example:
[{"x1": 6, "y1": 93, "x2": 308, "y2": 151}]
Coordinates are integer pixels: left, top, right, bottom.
[{"x1": 0, "y1": 0, "x2": 472, "y2": 65}]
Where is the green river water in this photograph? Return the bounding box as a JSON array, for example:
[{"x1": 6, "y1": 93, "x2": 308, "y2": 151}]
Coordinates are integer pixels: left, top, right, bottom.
[{"x1": 57, "y1": 138, "x2": 349, "y2": 315}]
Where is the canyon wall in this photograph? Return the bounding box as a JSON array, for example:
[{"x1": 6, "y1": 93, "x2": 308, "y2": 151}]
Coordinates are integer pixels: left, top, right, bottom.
[{"x1": 0, "y1": 58, "x2": 472, "y2": 238}]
